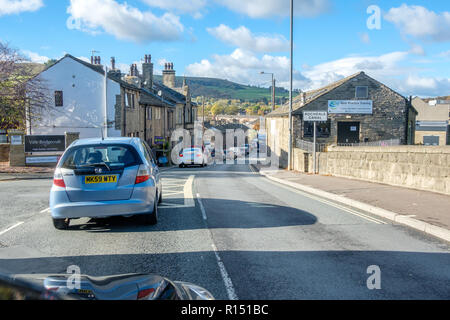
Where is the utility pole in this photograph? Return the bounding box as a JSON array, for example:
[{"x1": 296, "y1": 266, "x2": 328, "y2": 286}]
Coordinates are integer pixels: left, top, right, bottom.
[{"x1": 288, "y1": 0, "x2": 293, "y2": 170}]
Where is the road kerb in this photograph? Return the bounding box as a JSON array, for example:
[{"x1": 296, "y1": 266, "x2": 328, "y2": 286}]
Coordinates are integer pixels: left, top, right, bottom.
[{"x1": 256, "y1": 168, "x2": 450, "y2": 243}]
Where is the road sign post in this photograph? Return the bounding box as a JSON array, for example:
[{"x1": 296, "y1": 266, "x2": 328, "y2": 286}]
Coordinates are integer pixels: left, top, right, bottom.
[{"x1": 303, "y1": 111, "x2": 328, "y2": 174}]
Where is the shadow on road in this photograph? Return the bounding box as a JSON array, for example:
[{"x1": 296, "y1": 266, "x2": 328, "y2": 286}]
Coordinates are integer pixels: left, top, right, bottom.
[
  {"x1": 0, "y1": 250, "x2": 449, "y2": 299},
  {"x1": 63, "y1": 197, "x2": 318, "y2": 233}
]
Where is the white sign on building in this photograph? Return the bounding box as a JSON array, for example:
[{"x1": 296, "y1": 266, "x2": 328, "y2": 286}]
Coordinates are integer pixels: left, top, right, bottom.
[
  {"x1": 303, "y1": 111, "x2": 328, "y2": 122},
  {"x1": 328, "y1": 100, "x2": 373, "y2": 114}
]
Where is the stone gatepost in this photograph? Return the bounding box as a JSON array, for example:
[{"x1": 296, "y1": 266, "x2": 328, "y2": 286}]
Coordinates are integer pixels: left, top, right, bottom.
[
  {"x1": 65, "y1": 132, "x2": 80, "y2": 149},
  {"x1": 8, "y1": 130, "x2": 25, "y2": 167}
]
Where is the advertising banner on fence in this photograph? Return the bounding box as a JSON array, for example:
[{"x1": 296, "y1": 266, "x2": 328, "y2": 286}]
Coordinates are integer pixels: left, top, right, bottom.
[{"x1": 328, "y1": 100, "x2": 373, "y2": 114}]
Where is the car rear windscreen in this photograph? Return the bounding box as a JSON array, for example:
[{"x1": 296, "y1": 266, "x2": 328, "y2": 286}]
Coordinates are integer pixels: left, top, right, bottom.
[{"x1": 60, "y1": 144, "x2": 141, "y2": 169}]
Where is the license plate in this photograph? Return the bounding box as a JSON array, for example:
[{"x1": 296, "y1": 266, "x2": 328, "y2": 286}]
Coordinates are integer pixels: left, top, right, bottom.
[{"x1": 85, "y1": 175, "x2": 117, "y2": 184}]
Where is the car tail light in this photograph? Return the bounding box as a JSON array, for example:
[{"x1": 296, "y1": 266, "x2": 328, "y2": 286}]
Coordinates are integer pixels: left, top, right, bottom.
[
  {"x1": 197, "y1": 154, "x2": 202, "y2": 157},
  {"x1": 179, "y1": 154, "x2": 183, "y2": 157},
  {"x1": 137, "y1": 288, "x2": 155, "y2": 300},
  {"x1": 53, "y1": 169, "x2": 66, "y2": 188},
  {"x1": 135, "y1": 165, "x2": 150, "y2": 184}
]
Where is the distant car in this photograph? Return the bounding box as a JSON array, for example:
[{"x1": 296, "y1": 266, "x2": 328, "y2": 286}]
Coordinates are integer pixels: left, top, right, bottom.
[
  {"x1": 240, "y1": 144, "x2": 250, "y2": 156},
  {"x1": 226, "y1": 147, "x2": 244, "y2": 160},
  {"x1": 49, "y1": 137, "x2": 162, "y2": 229},
  {"x1": 178, "y1": 147, "x2": 207, "y2": 168}
]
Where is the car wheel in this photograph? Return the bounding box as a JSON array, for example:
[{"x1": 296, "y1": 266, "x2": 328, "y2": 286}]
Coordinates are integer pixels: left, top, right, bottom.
[
  {"x1": 142, "y1": 196, "x2": 158, "y2": 225},
  {"x1": 158, "y1": 189, "x2": 162, "y2": 204},
  {"x1": 179, "y1": 163, "x2": 184, "y2": 168},
  {"x1": 53, "y1": 218, "x2": 69, "y2": 230}
]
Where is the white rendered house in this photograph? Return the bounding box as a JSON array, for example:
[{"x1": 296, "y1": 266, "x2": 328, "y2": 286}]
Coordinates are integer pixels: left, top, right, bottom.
[{"x1": 28, "y1": 54, "x2": 121, "y2": 139}]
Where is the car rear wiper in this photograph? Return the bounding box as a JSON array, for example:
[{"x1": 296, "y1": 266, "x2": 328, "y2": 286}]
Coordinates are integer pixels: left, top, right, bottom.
[{"x1": 79, "y1": 162, "x2": 111, "y2": 171}]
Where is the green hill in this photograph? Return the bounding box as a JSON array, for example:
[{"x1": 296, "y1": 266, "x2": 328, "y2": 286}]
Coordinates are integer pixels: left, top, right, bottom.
[{"x1": 153, "y1": 75, "x2": 297, "y2": 102}]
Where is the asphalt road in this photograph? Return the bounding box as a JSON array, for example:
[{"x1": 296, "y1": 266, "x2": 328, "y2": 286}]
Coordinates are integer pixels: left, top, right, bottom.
[{"x1": 0, "y1": 164, "x2": 449, "y2": 299}]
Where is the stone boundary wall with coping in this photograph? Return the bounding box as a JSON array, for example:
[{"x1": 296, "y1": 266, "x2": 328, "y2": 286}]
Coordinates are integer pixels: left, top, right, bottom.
[{"x1": 294, "y1": 146, "x2": 450, "y2": 195}]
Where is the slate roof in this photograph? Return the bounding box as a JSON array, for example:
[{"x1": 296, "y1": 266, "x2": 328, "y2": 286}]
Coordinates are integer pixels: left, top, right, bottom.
[
  {"x1": 266, "y1": 72, "x2": 364, "y2": 118},
  {"x1": 42, "y1": 54, "x2": 175, "y2": 108}
]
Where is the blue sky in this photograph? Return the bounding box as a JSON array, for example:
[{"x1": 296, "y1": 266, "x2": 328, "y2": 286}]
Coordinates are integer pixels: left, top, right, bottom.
[{"x1": 1, "y1": 0, "x2": 449, "y2": 97}]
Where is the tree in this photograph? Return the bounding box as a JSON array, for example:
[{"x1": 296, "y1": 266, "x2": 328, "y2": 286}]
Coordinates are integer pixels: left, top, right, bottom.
[
  {"x1": 0, "y1": 42, "x2": 52, "y2": 131},
  {"x1": 211, "y1": 104, "x2": 225, "y2": 116}
]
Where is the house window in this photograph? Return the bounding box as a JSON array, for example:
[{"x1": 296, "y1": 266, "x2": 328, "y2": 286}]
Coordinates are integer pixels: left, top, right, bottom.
[
  {"x1": 355, "y1": 86, "x2": 368, "y2": 99},
  {"x1": 154, "y1": 107, "x2": 161, "y2": 120},
  {"x1": 55, "y1": 91, "x2": 63, "y2": 107},
  {"x1": 303, "y1": 119, "x2": 331, "y2": 138},
  {"x1": 147, "y1": 107, "x2": 152, "y2": 120}
]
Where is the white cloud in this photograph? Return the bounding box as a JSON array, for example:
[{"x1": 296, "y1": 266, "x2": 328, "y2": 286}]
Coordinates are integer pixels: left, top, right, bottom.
[
  {"x1": 385, "y1": 4, "x2": 450, "y2": 42},
  {"x1": 187, "y1": 48, "x2": 449, "y2": 97},
  {"x1": 185, "y1": 48, "x2": 308, "y2": 89},
  {"x1": 67, "y1": 0, "x2": 184, "y2": 43},
  {"x1": 207, "y1": 24, "x2": 289, "y2": 53},
  {"x1": 400, "y1": 75, "x2": 450, "y2": 97},
  {"x1": 141, "y1": 0, "x2": 206, "y2": 17},
  {"x1": 0, "y1": 0, "x2": 43, "y2": 16},
  {"x1": 216, "y1": 0, "x2": 330, "y2": 18},
  {"x1": 409, "y1": 43, "x2": 426, "y2": 56},
  {"x1": 22, "y1": 50, "x2": 49, "y2": 64},
  {"x1": 302, "y1": 51, "x2": 410, "y2": 90}
]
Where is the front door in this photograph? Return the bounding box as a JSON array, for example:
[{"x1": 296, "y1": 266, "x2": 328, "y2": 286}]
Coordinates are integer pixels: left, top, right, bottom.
[{"x1": 337, "y1": 122, "x2": 360, "y2": 144}]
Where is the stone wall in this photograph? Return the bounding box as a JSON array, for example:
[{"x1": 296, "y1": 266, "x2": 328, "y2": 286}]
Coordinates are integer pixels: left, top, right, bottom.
[
  {"x1": 295, "y1": 72, "x2": 409, "y2": 145},
  {"x1": 266, "y1": 117, "x2": 290, "y2": 168},
  {"x1": 296, "y1": 146, "x2": 450, "y2": 195},
  {"x1": 0, "y1": 144, "x2": 9, "y2": 162}
]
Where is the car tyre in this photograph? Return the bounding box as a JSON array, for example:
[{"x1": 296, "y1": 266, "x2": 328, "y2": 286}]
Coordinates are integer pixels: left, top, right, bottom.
[
  {"x1": 158, "y1": 190, "x2": 162, "y2": 204},
  {"x1": 53, "y1": 218, "x2": 69, "y2": 230},
  {"x1": 142, "y1": 196, "x2": 158, "y2": 225}
]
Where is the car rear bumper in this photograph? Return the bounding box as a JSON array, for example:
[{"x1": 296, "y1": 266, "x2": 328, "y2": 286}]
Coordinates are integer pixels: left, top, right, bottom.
[
  {"x1": 181, "y1": 159, "x2": 203, "y2": 165},
  {"x1": 50, "y1": 186, "x2": 156, "y2": 219}
]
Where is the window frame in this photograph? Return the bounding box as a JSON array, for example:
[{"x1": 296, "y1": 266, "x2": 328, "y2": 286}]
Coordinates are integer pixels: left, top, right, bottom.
[
  {"x1": 355, "y1": 86, "x2": 368, "y2": 99},
  {"x1": 54, "y1": 90, "x2": 63, "y2": 107}
]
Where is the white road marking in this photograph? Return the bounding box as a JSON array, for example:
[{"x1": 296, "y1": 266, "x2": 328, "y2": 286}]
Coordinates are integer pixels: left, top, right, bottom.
[
  {"x1": 158, "y1": 175, "x2": 196, "y2": 209},
  {"x1": 212, "y1": 241, "x2": 238, "y2": 300},
  {"x1": 196, "y1": 193, "x2": 207, "y2": 220},
  {"x1": 250, "y1": 165, "x2": 386, "y2": 225},
  {"x1": 184, "y1": 175, "x2": 195, "y2": 207},
  {"x1": 196, "y1": 191, "x2": 237, "y2": 299},
  {"x1": 0, "y1": 221, "x2": 24, "y2": 236},
  {"x1": 39, "y1": 207, "x2": 50, "y2": 213}
]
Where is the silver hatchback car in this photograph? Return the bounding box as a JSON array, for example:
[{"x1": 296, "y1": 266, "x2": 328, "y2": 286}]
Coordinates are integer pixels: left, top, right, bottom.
[{"x1": 50, "y1": 137, "x2": 162, "y2": 229}]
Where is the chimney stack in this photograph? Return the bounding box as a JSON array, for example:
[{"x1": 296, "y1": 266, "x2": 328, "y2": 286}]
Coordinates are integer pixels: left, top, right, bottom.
[
  {"x1": 111, "y1": 57, "x2": 116, "y2": 70},
  {"x1": 162, "y1": 61, "x2": 176, "y2": 88},
  {"x1": 142, "y1": 53, "x2": 154, "y2": 91}
]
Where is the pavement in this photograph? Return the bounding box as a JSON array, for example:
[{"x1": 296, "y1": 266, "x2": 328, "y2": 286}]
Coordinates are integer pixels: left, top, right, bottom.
[{"x1": 252, "y1": 164, "x2": 450, "y2": 242}]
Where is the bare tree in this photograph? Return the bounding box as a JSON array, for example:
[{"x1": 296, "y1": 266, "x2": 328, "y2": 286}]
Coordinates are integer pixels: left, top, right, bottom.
[{"x1": 0, "y1": 41, "x2": 52, "y2": 132}]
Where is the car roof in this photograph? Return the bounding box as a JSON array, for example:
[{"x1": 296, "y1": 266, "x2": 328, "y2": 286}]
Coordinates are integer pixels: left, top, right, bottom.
[{"x1": 70, "y1": 137, "x2": 138, "y2": 147}]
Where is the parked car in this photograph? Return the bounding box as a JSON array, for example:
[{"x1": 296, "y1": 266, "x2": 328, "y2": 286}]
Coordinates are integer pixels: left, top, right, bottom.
[
  {"x1": 226, "y1": 147, "x2": 244, "y2": 160},
  {"x1": 178, "y1": 146, "x2": 208, "y2": 167},
  {"x1": 49, "y1": 137, "x2": 162, "y2": 229}
]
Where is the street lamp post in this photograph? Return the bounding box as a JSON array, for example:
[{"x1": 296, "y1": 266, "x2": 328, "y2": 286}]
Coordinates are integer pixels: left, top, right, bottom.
[
  {"x1": 260, "y1": 71, "x2": 275, "y2": 111},
  {"x1": 288, "y1": 0, "x2": 293, "y2": 170}
]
